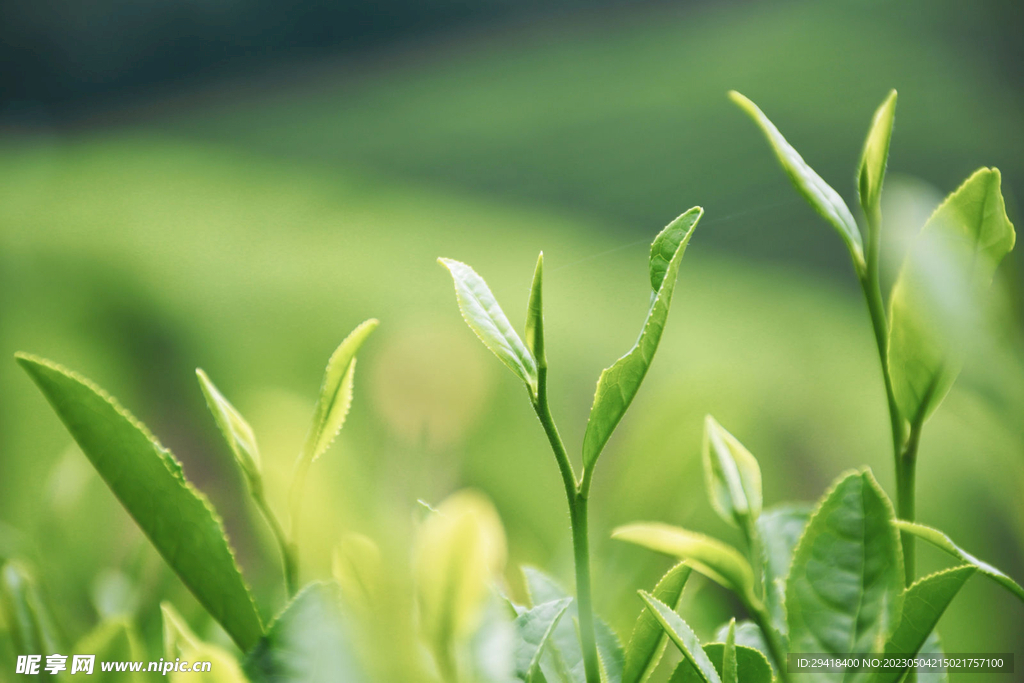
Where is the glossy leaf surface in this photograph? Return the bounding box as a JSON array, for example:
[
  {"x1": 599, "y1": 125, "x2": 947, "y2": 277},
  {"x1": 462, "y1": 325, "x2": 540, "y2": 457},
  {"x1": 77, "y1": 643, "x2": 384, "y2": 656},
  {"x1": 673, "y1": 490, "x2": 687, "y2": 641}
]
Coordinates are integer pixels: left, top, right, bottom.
[{"x1": 622, "y1": 562, "x2": 693, "y2": 683}]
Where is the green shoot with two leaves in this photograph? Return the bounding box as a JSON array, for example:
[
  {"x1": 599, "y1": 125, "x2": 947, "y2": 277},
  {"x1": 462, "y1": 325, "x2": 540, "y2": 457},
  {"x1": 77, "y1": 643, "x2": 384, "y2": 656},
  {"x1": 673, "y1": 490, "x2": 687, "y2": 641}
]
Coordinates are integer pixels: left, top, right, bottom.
[{"x1": 440, "y1": 205, "x2": 703, "y2": 683}]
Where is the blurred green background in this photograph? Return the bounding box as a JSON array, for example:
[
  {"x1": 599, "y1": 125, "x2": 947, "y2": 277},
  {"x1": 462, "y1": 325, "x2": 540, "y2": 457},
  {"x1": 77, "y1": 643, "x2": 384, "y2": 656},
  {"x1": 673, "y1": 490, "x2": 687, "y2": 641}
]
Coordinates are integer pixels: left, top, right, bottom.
[{"x1": 1, "y1": 0, "x2": 1022, "y2": 678}]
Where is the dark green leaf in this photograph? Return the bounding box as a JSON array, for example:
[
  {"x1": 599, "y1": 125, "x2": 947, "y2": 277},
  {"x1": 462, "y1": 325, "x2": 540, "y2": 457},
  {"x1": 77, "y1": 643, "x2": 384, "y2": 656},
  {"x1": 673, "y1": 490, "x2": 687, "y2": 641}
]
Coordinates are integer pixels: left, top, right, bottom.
[
  {"x1": 638, "y1": 592, "x2": 721, "y2": 683},
  {"x1": 730, "y1": 91, "x2": 863, "y2": 269},
  {"x1": 526, "y1": 252, "x2": 546, "y2": 370},
  {"x1": 582, "y1": 207, "x2": 703, "y2": 472},
  {"x1": 245, "y1": 582, "x2": 367, "y2": 683},
  {"x1": 669, "y1": 642, "x2": 773, "y2": 683},
  {"x1": 702, "y1": 416, "x2": 762, "y2": 531},
  {"x1": 196, "y1": 368, "x2": 261, "y2": 487},
  {"x1": 622, "y1": 562, "x2": 693, "y2": 683},
  {"x1": 896, "y1": 521, "x2": 1024, "y2": 603},
  {"x1": 15, "y1": 354, "x2": 263, "y2": 651},
  {"x1": 786, "y1": 470, "x2": 903, "y2": 665},
  {"x1": 857, "y1": 90, "x2": 898, "y2": 219},
  {"x1": 515, "y1": 598, "x2": 572, "y2": 682}
]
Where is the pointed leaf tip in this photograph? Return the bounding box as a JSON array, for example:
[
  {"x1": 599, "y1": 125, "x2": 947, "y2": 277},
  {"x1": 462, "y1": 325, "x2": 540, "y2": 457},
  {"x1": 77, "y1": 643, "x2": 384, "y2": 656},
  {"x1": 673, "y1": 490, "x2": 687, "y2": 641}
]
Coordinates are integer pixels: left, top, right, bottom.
[{"x1": 196, "y1": 367, "x2": 261, "y2": 486}]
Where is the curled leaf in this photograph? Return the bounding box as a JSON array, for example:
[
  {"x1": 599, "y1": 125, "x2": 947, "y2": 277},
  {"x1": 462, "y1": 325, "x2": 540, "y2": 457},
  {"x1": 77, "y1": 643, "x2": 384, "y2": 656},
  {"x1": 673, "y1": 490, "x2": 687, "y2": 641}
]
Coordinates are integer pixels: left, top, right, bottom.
[{"x1": 702, "y1": 416, "x2": 762, "y2": 531}]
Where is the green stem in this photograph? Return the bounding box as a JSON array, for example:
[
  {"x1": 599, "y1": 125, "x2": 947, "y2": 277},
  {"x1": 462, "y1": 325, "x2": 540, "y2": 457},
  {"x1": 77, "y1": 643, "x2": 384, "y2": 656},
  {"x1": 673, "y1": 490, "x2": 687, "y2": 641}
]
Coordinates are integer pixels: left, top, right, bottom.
[
  {"x1": 532, "y1": 368, "x2": 601, "y2": 683},
  {"x1": 897, "y1": 421, "x2": 922, "y2": 584},
  {"x1": 253, "y1": 485, "x2": 298, "y2": 597}
]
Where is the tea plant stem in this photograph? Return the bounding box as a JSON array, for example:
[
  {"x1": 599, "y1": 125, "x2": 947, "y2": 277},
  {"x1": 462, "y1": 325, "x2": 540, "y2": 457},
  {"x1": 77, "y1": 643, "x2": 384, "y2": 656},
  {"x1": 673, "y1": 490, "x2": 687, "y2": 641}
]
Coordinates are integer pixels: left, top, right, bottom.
[
  {"x1": 532, "y1": 367, "x2": 601, "y2": 683},
  {"x1": 897, "y1": 420, "x2": 922, "y2": 584},
  {"x1": 250, "y1": 485, "x2": 298, "y2": 597}
]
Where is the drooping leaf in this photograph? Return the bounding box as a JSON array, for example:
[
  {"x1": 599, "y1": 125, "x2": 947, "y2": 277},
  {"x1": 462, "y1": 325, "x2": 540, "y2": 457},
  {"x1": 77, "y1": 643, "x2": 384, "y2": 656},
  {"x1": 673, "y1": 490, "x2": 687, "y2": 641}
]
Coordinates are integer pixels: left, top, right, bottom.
[
  {"x1": 638, "y1": 592, "x2": 721, "y2": 683},
  {"x1": 245, "y1": 582, "x2": 367, "y2": 683},
  {"x1": 526, "y1": 252, "x2": 546, "y2": 370},
  {"x1": 582, "y1": 207, "x2": 703, "y2": 472},
  {"x1": 439, "y1": 258, "x2": 538, "y2": 395},
  {"x1": 0, "y1": 561, "x2": 62, "y2": 657},
  {"x1": 857, "y1": 89, "x2": 898, "y2": 219},
  {"x1": 875, "y1": 566, "x2": 974, "y2": 683},
  {"x1": 757, "y1": 503, "x2": 811, "y2": 636},
  {"x1": 612, "y1": 523, "x2": 758, "y2": 609},
  {"x1": 304, "y1": 318, "x2": 379, "y2": 462},
  {"x1": 15, "y1": 354, "x2": 263, "y2": 650},
  {"x1": 888, "y1": 169, "x2": 1015, "y2": 424},
  {"x1": 729, "y1": 91, "x2": 863, "y2": 269},
  {"x1": 196, "y1": 368, "x2": 261, "y2": 487},
  {"x1": 786, "y1": 470, "x2": 903, "y2": 669},
  {"x1": 416, "y1": 490, "x2": 508, "y2": 672},
  {"x1": 702, "y1": 416, "x2": 762, "y2": 532},
  {"x1": 669, "y1": 642, "x2": 773, "y2": 683},
  {"x1": 622, "y1": 562, "x2": 693, "y2": 683},
  {"x1": 896, "y1": 521, "x2": 1024, "y2": 603},
  {"x1": 162, "y1": 603, "x2": 248, "y2": 683},
  {"x1": 514, "y1": 598, "x2": 572, "y2": 682}
]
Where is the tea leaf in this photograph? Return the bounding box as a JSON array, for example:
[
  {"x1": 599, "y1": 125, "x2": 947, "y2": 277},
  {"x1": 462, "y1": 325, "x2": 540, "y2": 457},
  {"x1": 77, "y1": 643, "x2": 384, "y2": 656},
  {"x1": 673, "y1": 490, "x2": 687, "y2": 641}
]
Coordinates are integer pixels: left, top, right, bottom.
[
  {"x1": 0, "y1": 561, "x2": 62, "y2": 657},
  {"x1": 622, "y1": 562, "x2": 693, "y2": 683},
  {"x1": 908, "y1": 631, "x2": 947, "y2": 683},
  {"x1": 582, "y1": 207, "x2": 703, "y2": 472},
  {"x1": 75, "y1": 617, "x2": 147, "y2": 683},
  {"x1": 613, "y1": 523, "x2": 758, "y2": 609},
  {"x1": 786, "y1": 470, "x2": 903, "y2": 667},
  {"x1": 245, "y1": 582, "x2": 366, "y2": 683},
  {"x1": 514, "y1": 597, "x2": 572, "y2": 682},
  {"x1": 858, "y1": 90, "x2": 898, "y2": 219},
  {"x1": 757, "y1": 504, "x2": 811, "y2": 636},
  {"x1": 875, "y1": 566, "x2": 974, "y2": 683},
  {"x1": 638, "y1": 592, "x2": 721, "y2": 683},
  {"x1": 304, "y1": 318, "x2": 379, "y2": 462},
  {"x1": 712, "y1": 622, "x2": 773, "y2": 675},
  {"x1": 596, "y1": 620, "x2": 624, "y2": 683},
  {"x1": 439, "y1": 258, "x2": 538, "y2": 395},
  {"x1": 196, "y1": 369, "x2": 261, "y2": 487},
  {"x1": 722, "y1": 621, "x2": 737, "y2": 683},
  {"x1": 526, "y1": 252, "x2": 546, "y2": 370},
  {"x1": 668, "y1": 642, "x2": 773, "y2": 683},
  {"x1": 15, "y1": 354, "x2": 263, "y2": 651},
  {"x1": 162, "y1": 602, "x2": 248, "y2": 683},
  {"x1": 888, "y1": 169, "x2": 1015, "y2": 425},
  {"x1": 702, "y1": 417, "x2": 762, "y2": 532},
  {"x1": 895, "y1": 521, "x2": 1024, "y2": 602},
  {"x1": 729, "y1": 91, "x2": 863, "y2": 269}
]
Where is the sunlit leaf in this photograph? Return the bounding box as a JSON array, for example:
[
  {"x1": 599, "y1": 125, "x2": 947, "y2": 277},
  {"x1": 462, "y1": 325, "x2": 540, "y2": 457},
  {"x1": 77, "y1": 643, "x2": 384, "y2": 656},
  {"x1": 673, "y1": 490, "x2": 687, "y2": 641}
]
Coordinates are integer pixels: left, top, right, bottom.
[
  {"x1": 162, "y1": 603, "x2": 248, "y2": 683},
  {"x1": 857, "y1": 90, "x2": 898, "y2": 219},
  {"x1": 730, "y1": 91, "x2": 863, "y2": 269},
  {"x1": 896, "y1": 521, "x2": 1024, "y2": 603},
  {"x1": 888, "y1": 168, "x2": 1015, "y2": 424},
  {"x1": 196, "y1": 368, "x2": 261, "y2": 487},
  {"x1": 582, "y1": 207, "x2": 703, "y2": 472},
  {"x1": 702, "y1": 416, "x2": 762, "y2": 532},
  {"x1": 15, "y1": 354, "x2": 263, "y2": 651},
  {"x1": 669, "y1": 641, "x2": 772, "y2": 683},
  {"x1": 786, "y1": 470, "x2": 903, "y2": 671},
  {"x1": 439, "y1": 258, "x2": 538, "y2": 395},
  {"x1": 515, "y1": 598, "x2": 572, "y2": 683},
  {"x1": 613, "y1": 523, "x2": 758, "y2": 609},
  {"x1": 622, "y1": 562, "x2": 692, "y2": 683},
  {"x1": 526, "y1": 252, "x2": 546, "y2": 370},
  {"x1": 245, "y1": 582, "x2": 367, "y2": 683},
  {"x1": 638, "y1": 592, "x2": 721, "y2": 683}
]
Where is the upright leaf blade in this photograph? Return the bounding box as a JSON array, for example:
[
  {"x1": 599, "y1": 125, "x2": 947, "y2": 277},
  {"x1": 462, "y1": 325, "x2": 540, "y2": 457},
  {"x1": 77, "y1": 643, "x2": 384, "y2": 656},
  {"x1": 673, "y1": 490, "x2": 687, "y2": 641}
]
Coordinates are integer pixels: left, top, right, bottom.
[
  {"x1": 526, "y1": 252, "x2": 546, "y2": 370},
  {"x1": 196, "y1": 369, "x2": 261, "y2": 487},
  {"x1": 722, "y1": 621, "x2": 737, "y2": 683},
  {"x1": 888, "y1": 169, "x2": 1015, "y2": 424},
  {"x1": 514, "y1": 598, "x2": 572, "y2": 682},
  {"x1": 439, "y1": 258, "x2": 538, "y2": 394},
  {"x1": 702, "y1": 416, "x2": 762, "y2": 531},
  {"x1": 622, "y1": 562, "x2": 693, "y2": 683},
  {"x1": 15, "y1": 354, "x2": 263, "y2": 651},
  {"x1": 875, "y1": 566, "x2": 974, "y2": 683},
  {"x1": 245, "y1": 582, "x2": 367, "y2": 683},
  {"x1": 582, "y1": 207, "x2": 703, "y2": 471},
  {"x1": 669, "y1": 642, "x2": 772, "y2": 683},
  {"x1": 730, "y1": 91, "x2": 864, "y2": 269},
  {"x1": 786, "y1": 470, "x2": 903, "y2": 670},
  {"x1": 858, "y1": 90, "x2": 898, "y2": 219},
  {"x1": 713, "y1": 622, "x2": 773, "y2": 675},
  {"x1": 304, "y1": 318, "x2": 379, "y2": 462},
  {"x1": 638, "y1": 592, "x2": 722, "y2": 683},
  {"x1": 613, "y1": 524, "x2": 758, "y2": 609},
  {"x1": 896, "y1": 521, "x2": 1024, "y2": 602}
]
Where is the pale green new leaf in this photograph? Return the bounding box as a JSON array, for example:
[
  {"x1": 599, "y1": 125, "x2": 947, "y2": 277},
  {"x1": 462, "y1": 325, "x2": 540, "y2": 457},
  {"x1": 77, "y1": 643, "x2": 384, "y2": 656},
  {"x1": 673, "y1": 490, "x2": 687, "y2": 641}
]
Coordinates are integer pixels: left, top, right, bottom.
[
  {"x1": 786, "y1": 470, "x2": 903, "y2": 672},
  {"x1": 730, "y1": 91, "x2": 864, "y2": 269},
  {"x1": 439, "y1": 258, "x2": 538, "y2": 395},
  {"x1": 196, "y1": 369, "x2": 261, "y2": 486},
  {"x1": 702, "y1": 416, "x2": 762, "y2": 531},
  {"x1": 514, "y1": 598, "x2": 572, "y2": 682},
  {"x1": 75, "y1": 617, "x2": 148, "y2": 683},
  {"x1": 669, "y1": 642, "x2": 773, "y2": 683},
  {"x1": 304, "y1": 318, "x2": 379, "y2": 462},
  {"x1": 858, "y1": 90, "x2": 898, "y2": 219},
  {"x1": 245, "y1": 582, "x2": 367, "y2": 683},
  {"x1": 875, "y1": 565, "x2": 974, "y2": 683},
  {"x1": 613, "y1": 523, "x2": 758, "y2": 609},
  {"x1": 896, "y1": 521, "x2": 1024, "y2": 603},
  {"x1": 582, "y1": 207, "x2": 703, "y2": 472},
  {"x1": 757, "y1": 504, "x2": 811, "y2": 636},
  {"x1": 526, "y1": 252, "x2": 546, "y2": 370},
  {"x1": 596, "y1": 619, "x2": 625, "y2": 683},
  {"x1": 622, "y1": 562, "x2": 693, "y2": 683},
  {"x1": 162, "y1": 603, "x2": 248, "y2": 683},
  {"x1": 638, "y1": 592, "x2": 721, "y2": 683},
  {"x1": 15, "y1": 354, "x2": 263, "y2": 651},
  {"x1": 888, "y1": 169, "x2": 1015, "y2": 424},
  {"x1": 0, "y1": 561, "x2": 61, "y2": 657}
]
